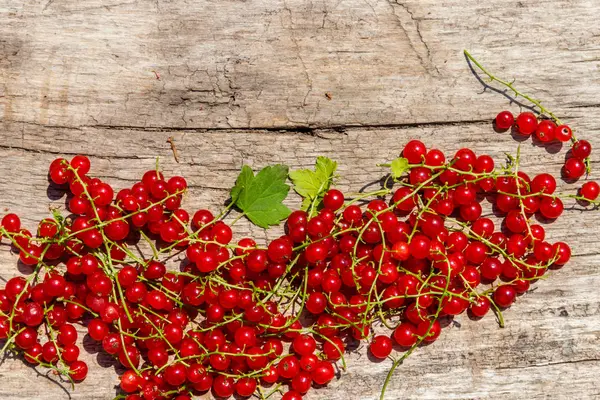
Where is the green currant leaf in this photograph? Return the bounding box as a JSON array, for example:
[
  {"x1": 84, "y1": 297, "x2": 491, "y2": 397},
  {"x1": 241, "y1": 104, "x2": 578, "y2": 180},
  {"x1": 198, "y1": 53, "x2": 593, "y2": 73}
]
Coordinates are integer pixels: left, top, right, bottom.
[
  {"x1": 390, "y1": 157, "x2": 409, "y2": 178},
  {"x1": 51, "y1": 209, "x2": 65, "y2": 225},
  {"x1": 289, "y1": 156, "x2": 337, "y2": 212},
  {"x1": 230, "y1": 164, "x2": 292, "y2": 228}
]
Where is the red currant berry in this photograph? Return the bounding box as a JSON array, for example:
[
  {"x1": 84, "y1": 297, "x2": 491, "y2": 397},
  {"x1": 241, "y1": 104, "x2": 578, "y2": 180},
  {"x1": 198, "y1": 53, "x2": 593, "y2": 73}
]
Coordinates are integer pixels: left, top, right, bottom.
[
  {"x1": 469, "y1": 297, "x2": 491, "y2": 318},
  {"x1": 323, "y1": 189, "x2": 344, "y2": 210},
  {"x1": 581, "y1": 181, "x2": 600, "y2": 201},
  {"x1": 393, "y1": 322, "x2": 417, "y2": 347},
  {"x1": 69, "y1": 360, "x2": 88, "y2": 381},
  {"x1": 369, "y1": 335, "x2": 393, "y2": 359},
  {"x1": 515, "y1": 112, "x2": 538, "y2": 135},
  {"x1": 495, "y1": 110, "x2": 514, "y2": 130},
  {"x1": 493, "y1": 285, "x2": 516, "y2": 308},
  {"x1": 403, "y1": 140, "x2": 427, "y2": 164},
  {"x1": 563, "y1": 158, "x2": 586, "y2": 180},
  {"x1": 554, "y1": 125, "x2": 572, "y2": 142},
  {"x1": 572, "y1": 140, "x2": 592, "y2": 160},
  {"x1": 311, "y1": 361, "x2": 335, "y2": 385},
  {"x1": 534, "y1": 120, "x2": 556, "y2": 142},
  {"x1": 539, "y1": 197, "x2": 564, "y2": 219}
]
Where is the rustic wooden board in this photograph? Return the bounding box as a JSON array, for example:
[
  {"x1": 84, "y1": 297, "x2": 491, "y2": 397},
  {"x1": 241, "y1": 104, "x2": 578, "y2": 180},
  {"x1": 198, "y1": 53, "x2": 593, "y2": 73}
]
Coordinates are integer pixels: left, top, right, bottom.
[{"x1": 1, "y1": 0, "x2": 600, "y2": 399}]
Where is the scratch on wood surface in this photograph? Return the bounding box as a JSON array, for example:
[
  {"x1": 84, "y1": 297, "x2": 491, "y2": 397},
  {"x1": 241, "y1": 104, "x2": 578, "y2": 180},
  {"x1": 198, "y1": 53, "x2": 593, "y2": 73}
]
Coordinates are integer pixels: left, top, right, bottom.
[
  {"x1": 42, "y1": 0, "x2": 55, "y2": 11},
  {"x1": 387, "y1": 0, "x2": 439, "y2": 76}
]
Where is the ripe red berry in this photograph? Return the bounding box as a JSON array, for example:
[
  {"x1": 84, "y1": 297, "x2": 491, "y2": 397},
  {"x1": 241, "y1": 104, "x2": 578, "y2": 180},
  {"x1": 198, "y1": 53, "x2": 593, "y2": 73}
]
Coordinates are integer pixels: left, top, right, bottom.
[
  {"x1": 70, "y1": 155, "x2": 91, "y2": 175},
  {"x1": 580, "y1": 181, "x2": 600, "y2": 200},
  {"x1": 563, "y1": 158, "x2": 586, "y2": 180},
  {"x1": 393, "y1": 322, "x2": 417, "y2": 347},
  {"x1": 292, "y1": 334, "x2": 317, "y2": 356},
  {"x1": 402, "y1": 140, "x2": 427, "y2": 164},
  {"x1": 515, "y1": 112, "x2": 538, "y2": 135},
  {"x1": 235, "y1": 377, "x2": 257, "y2": 397},
  {"x1": 469, "y1": 297, "x2": 491, "y2": 318},
  {"x1": 267, "y1": 238, "x2": 293, "y2": 263},
  {"x1": 24, "y1": 343, "x2": 43, "y2": 364},
  {"x1": 88, "y1": 319, "x2": 109, "y2": 341},
  {"x1": 453, "y1": 148, "x2": 477, "y2": 171},
  {"x1": 165, "y1": 363, "x2": 187, "y2": 386},
  {"x1": 554, "y1": 125, "x2": 572, "y2": 142},
  {"x1": 495, "y1": 110, "x2": 514, "y2": 130},
  {"x1": 1, "y1": 213, "x2": 21, "y2": 233},
  {"x1": 278, "y1": 355, "x2": 300, "y2": 379},
  {"x1": 530, "y1": 173, "x2": 556, "y2": 194},
  {"x1": 311, "y1": 361, "x2": 335, "y2": 385},
  {"x1": 22, "y1": 302, "x2": 44, "y2": 327},
  {"x1": 534, "y1": 120, "x2": 556, "y2": 142},
  {"x1": 323, "y1": 189, "x2": 344, "y2": 210},
  {"x1": 493, "y1": 285, "x2": 517, "y2": 308},
  {"x1": 69, "y1": 360, "x2": 88, "y2": 381},
  {"x1": 369, "y1": 335, "x2": 393, "y2": 359},
  {"x1": 15, "y1": 327, "x2": 38, "y2": 349},
  {"x1": 539, "y1": 197, "x2": 564, "y2": 219},
  {"x1": 425, "y1": 149, "x2": 446, "y2": 166},
  {"x1": 572, "y1": 140, "x2": 592, "y2": 160},
  {"x1": 553, "y1": 242, "x2": 571, "y2": 266},
  {"x1": 282, "y1": 391, "x2": 303, "y2": 400}
]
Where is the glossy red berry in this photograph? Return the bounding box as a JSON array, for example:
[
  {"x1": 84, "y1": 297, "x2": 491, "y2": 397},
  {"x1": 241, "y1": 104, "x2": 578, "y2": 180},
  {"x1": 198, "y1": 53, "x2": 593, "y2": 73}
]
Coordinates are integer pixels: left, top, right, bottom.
[
  {"x1": 165, "y1": 363, "x2": 187, "y2": 386},
  {"x1": 278, "y1": 355, "x2": 300, "y2": 379},
  {"x1": 515, "y1": 112, "x2": 538, "y2": 135},
  {"x1": 539, "y1": 197, "x2": 564, "y2": 219},
  {"x1": 493, "y1": 285, "x2": 517, "y2": 308},
  {"x1": 323, "y1": 189, "x2": 344, "y2": 211},
  {"x1": 369, "y1": 335, "x2": 393, "y2": 359},
  {"x1": 469, "y1": 297, "x2": 491, "y2": 318},
  {"x1": 553, "y1": 242, "x2": 571, "y2": 266},
  {"x1": 531, "y1": 173, "x2": 556, "y2": 194},
  {"x1": 403, "y1": 140, "x2": 427, "y2": 164},
  {"x1": 563, "y1": 158, "x2": 586, "y2": 180},
  {"x1": 554, "y1": 125, "x2": 572, "y2": 142},
  {"x1": 572, "y1": 140, "x2": 592, "y2": 160},
  {"x1": 292, "y1": 334, "x2": 316, "y2": 356},
  {"x1": 581, "y1": 181, "x2": 600, "y2": 200},
  {"x1": 534, "y1": 120, "x2": 556, "y2": 142},
  {"x1": 495, "y1": 111, "x2": 514, "y2": 130},
  {"x1": 393, "y1": 322, "x2": 417, "y2": 347},
  {"x1": 69, "y1": 360, "x2": 88, "y2": 381},
  {"x1": 1, "y1": 213, "x2": 21, "y2": 233},
  {"x1": 311, "y1": 361, "x2": 335, "y2": 385}
]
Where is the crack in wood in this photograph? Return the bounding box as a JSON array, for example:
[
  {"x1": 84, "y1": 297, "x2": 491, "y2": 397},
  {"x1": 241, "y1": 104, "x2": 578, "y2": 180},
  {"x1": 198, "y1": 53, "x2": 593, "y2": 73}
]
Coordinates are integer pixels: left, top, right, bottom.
[
  {"x1": 496, "y1": 358, "x2": 600, "y2": 370},
  {"x1": 3, "y1": 118, "x2": 493, "y2": 135}
]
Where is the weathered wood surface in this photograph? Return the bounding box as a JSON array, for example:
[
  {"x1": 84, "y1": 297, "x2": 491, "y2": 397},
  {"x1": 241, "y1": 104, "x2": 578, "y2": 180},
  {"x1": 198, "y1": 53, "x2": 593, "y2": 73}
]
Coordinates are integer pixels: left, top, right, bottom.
[{"x1": 1, "y1": 0, "x2": 600, "y2": 399}]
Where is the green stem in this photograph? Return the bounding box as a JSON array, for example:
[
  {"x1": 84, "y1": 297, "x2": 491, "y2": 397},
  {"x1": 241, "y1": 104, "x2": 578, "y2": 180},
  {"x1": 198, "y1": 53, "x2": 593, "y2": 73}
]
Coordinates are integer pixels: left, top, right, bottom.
[{"x1": 464, "y1": 50, "x2": 567, "y2": 130}]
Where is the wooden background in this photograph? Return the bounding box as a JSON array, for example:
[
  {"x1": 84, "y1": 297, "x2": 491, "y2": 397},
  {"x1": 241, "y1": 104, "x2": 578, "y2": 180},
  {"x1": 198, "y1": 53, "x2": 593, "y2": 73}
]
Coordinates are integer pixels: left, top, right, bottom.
[{"x1": 1, "y1": 0, "x2": 600, "y2": 398}]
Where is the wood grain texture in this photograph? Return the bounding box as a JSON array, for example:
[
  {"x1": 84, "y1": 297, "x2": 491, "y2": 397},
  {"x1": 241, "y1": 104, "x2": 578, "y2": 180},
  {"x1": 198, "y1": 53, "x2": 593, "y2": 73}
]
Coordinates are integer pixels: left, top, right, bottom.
[{"x1": 1, "y1": 0, "x2": 600, "y2": 399}]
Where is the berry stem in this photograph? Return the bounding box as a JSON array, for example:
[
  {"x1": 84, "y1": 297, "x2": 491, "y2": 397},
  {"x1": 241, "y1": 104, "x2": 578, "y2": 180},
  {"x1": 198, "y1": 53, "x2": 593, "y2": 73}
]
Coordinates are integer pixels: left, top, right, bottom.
[{"x1": 463, "y1": 50, "x2": 576, "y2": 141}]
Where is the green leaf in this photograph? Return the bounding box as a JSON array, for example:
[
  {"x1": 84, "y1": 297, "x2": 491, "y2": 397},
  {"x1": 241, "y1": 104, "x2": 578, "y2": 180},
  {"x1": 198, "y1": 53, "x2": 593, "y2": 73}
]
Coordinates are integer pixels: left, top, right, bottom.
[
  {"x1": 51, "y1": 209, "x2": 65, "y2": 225},
  {"x1": 230, "y1": 164, "x2": 292, "y2": 228},
  {"x1": 390, "y1": 157, "x2": 409, "y2": 178},
  {"x1": 230, "y1": 165, "x2": 253, "y2": 203},
  {"x1": 289, "y1": 156, "x2": 337, "y2": 211}
]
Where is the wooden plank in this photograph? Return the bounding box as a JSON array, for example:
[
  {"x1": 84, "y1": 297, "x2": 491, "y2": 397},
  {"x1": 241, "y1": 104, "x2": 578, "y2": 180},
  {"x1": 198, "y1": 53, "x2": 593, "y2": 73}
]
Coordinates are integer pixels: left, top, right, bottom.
[
  {"x1": 0, "y1": 123, "x2": 598, "y2": 398},
  {"x1": 1, "y1": 0, "x2": 600, "y2": 398},
  {"x1": 1, "y1": 0, "x2": 600, "y2": 130}
]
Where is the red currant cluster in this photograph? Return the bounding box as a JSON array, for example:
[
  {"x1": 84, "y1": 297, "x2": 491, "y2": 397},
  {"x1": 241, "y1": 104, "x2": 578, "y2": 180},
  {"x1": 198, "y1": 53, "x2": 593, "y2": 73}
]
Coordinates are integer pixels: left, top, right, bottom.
[
  {"x1": 495, "y1": 111, "x2": 595, "y2": 183},
  {"x1": 0, "y1": 132, "x2": 597, "y2": 400}
]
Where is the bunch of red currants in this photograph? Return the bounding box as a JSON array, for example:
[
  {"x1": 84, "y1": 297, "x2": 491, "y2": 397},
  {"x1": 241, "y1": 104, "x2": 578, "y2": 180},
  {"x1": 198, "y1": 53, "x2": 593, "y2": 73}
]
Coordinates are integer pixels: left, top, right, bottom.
[
  {"x1": 0, "y1": 125, "x2": 597, "y2": 400},
  {"x1": 495, "y1": 111, "x2": 595, "y2": 184}
]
